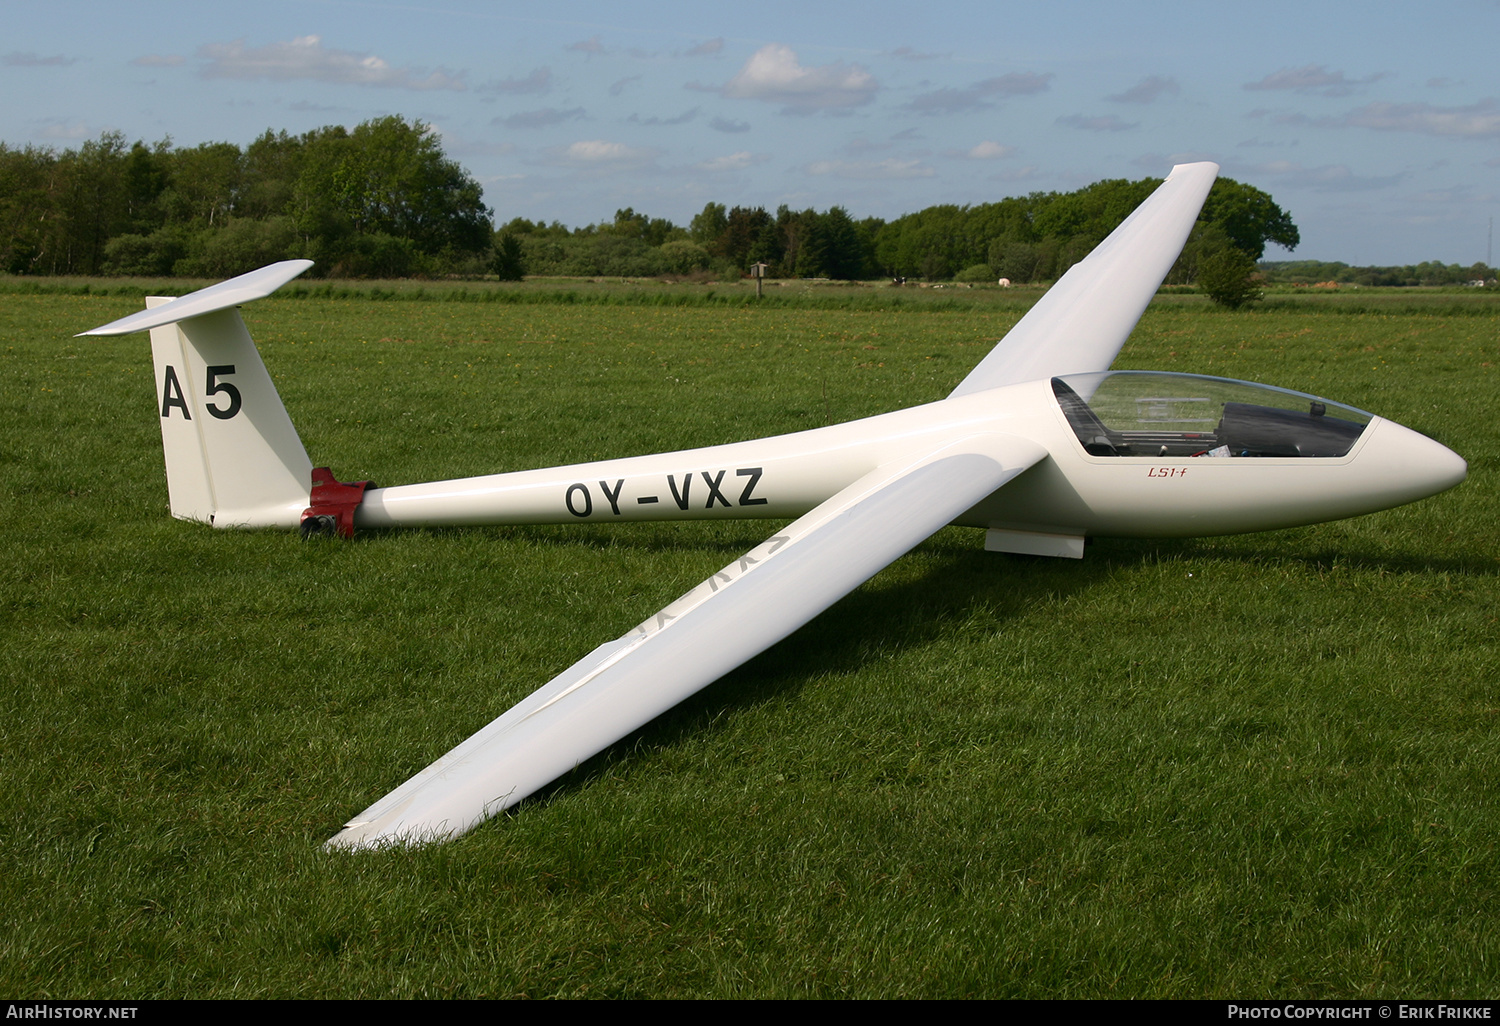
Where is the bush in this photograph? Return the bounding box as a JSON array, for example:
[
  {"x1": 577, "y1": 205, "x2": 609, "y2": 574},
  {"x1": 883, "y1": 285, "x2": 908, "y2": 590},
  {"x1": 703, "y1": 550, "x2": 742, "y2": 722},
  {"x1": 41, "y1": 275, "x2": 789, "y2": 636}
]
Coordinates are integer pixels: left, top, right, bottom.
[
  {"x1": 657, "y1": 239, "x2": 712, "y2": 276},
  {"x1": 323, "y1": 233, "x2": 418, "y2": 278},
  {"x1": 192, "y1": 217, "x2": 300, "y2": 278},
  {"x1": 589, "y1": 235, "x2": 665, "y2": 278},
  {"x1": 103, "y1": 229, "x2": 189, "y2": 277},
  {"x1": 1197, "y1": 248, "x2": 1263, "y2": 309},
  {"x1": 491, "y1": 233, "x2": 526, "y2": 281},
  {"x1": 988, "y1": 240, "x2": 1038, "y2": 283},
  {"x1": 953, "y1": 263, "x2": 998, "y2": 284}
]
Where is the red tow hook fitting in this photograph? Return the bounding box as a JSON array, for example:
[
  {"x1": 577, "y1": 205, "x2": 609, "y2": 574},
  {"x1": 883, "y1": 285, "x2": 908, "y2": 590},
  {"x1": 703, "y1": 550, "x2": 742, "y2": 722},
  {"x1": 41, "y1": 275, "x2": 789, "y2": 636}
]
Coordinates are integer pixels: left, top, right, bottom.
[{"x1": 301, "y1": 467, "x2": 376, "y2": 539}]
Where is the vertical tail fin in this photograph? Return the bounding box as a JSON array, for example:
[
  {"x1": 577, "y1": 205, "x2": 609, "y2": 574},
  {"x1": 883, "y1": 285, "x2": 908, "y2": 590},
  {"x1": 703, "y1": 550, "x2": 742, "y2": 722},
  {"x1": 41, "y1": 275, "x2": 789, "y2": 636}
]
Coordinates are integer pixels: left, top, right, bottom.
[
  {"x1": 146, "y1": 304, "x2": 312, "y2": 527},
  {"x1": 83, "y1": 260, "x2": 314, "y2": 528}
]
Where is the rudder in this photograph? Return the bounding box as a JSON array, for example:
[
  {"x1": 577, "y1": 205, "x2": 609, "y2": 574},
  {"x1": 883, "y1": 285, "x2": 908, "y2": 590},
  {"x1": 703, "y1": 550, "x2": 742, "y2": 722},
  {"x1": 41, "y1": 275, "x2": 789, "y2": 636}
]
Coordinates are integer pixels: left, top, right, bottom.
[
  {"x1": 83, "y1": 261, "x2": 317, "y2": 529},
  {"x1": 147, "y1": 303, "x2": 311, "y2": 528}
]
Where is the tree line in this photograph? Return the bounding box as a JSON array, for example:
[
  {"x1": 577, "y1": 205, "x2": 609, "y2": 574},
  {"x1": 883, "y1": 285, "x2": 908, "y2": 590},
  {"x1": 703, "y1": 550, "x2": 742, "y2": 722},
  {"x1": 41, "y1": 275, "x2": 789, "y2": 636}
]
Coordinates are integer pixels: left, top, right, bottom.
[
  {"x1": 1260, "y1": 259, "x2": 1496, "y2": 288},
  {"x1": 0, "y1": 117, "x2": 491, "y2": 278},
  {"x1": 499, "y1": 176, "x2": 1301, "y2": 288},
  {"x1": 2, "y1": 117, "x2": 1307, "y2": 287}
]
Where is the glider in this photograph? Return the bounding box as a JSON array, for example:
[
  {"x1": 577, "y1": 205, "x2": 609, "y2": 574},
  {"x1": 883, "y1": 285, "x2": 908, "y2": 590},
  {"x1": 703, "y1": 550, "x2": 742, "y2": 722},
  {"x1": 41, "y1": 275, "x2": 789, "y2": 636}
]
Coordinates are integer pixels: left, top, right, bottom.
[{"x1": 81, "y1": 162, "x2": 1467, "y2": 850}]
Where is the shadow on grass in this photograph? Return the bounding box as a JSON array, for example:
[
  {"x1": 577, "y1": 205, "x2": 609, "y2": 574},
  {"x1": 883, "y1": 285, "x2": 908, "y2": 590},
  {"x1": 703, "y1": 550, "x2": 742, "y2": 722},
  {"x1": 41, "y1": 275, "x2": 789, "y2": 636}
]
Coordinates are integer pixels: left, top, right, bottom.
[
  {"x1": 337, "y1": 521, "x2": 1493, "y2": 834},
  {"x1": 498, "y1": 529, "x2": 1492, "y2": 818},
  {"x1": 370, "y1": 520, "x2": 1498, "y2": 577},
  {"x1": 365, "y1": 520, "x2": 805, "y2": 556},
  {"x1": 475, "y1": 539, "x2": 1090, "y2": 817}
]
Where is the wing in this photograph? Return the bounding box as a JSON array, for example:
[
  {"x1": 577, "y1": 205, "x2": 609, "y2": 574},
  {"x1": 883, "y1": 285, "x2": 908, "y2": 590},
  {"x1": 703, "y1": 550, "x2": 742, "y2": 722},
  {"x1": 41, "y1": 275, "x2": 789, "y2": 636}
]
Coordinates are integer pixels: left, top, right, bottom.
[
  {"x1": 327, "y1": 432, "x2": 1048, "y2": 849},
  {"x1": 949, "y1": 161, "x2": 1219, "y2": 398},
  {"x1": 78, "y1": 260, "x2": 313, "y2": 337}
]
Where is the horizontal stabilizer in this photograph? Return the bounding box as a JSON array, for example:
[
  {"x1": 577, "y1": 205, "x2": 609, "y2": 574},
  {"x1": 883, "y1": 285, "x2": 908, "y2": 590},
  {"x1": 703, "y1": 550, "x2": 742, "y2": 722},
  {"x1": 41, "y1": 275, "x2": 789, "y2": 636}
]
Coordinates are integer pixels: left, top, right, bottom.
[{"x1": 79, "y1": 260, "x2": 313, "y2": 337}]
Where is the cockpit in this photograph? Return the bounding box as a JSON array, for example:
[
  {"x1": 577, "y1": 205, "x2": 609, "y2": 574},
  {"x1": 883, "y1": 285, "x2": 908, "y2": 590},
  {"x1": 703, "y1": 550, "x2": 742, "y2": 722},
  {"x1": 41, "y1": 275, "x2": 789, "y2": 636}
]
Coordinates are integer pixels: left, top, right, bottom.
[{"x1": 1052, "y1": 371, "x2": 1372, "y2": 458}]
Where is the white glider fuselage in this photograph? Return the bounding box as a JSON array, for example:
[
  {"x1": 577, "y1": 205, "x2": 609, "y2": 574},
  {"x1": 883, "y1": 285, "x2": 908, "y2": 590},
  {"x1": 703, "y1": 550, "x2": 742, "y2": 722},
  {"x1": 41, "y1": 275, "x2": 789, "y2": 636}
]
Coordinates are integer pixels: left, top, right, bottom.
[
  {"x1": 78, "y1": 162, "x2": 1469, "y2": 849},
  {"x1": 354, "y1": 375, "x2": 1464, "y2": 545}
]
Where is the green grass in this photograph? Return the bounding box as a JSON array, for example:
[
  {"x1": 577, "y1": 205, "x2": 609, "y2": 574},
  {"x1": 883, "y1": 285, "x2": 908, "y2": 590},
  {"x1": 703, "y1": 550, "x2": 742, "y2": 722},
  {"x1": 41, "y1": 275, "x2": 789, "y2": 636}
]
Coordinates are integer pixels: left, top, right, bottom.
[{"x1": 0, "y1": 287, "x2": 1496, "y2": 997}]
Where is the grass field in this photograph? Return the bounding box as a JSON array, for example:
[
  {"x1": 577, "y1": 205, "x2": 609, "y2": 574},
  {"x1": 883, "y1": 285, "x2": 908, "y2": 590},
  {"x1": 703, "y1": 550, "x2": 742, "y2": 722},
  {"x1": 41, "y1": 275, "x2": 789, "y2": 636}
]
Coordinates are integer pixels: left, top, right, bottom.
[{"x1": 1, "y1": 284, "x2": 1496, "y2": 997}]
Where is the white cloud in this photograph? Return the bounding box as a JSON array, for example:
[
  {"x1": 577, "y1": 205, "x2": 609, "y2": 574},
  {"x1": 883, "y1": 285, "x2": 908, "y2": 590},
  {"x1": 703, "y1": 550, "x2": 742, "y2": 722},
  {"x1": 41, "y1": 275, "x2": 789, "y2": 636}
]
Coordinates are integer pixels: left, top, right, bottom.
[
  {"x1": 1412, "y1": 184, "x2": 1494, "y2": 206},
  {"x1": 480, "y1": 68, "x2": 550, "y2": 95},
  {"x1": 710, "y1": 117, "x2": 750, "y2": 133},
  {"x1": 1244, "y1": 65, "x2": 1388, "y2": 98},
  {"x1": 1108, "y1": 76, "x2": 1179, "y2": 104},
  {"x1": 629, "y1": 108, "x2": 699, "y2": 127},
  {"x1": 907, "y1": 73, "x2": 1051, "y2": 115},
  {"x1": 546, "y1": 140, "x2": 660, "y2": 169},
  {"x1": 568, "y1": 36, "x2": 605, "y2": 55},
  {"x1": 885, "y1": 46, "x2": 945, "y2": 61},
  {"x1": 131, "y1": 54, "x2": 185, "y2": 68},
  {"x1": 987, "y1": 164, "x2": 1041, "y2": 183},
  {"x1": 1252, "y1": 160, "x2": 1402, "y2": 192},
  {"x1": 496, "y1": 107, "x2": 585, "y2": 130},
  {"x1": 694, "y1": 151, "x2": 766, "y2": 172},
  {"x1": 38, "y1": 119, "x2": 91, "y2": 139},
  {"x1": 805, "y1": 158, "x2": 935, "y2": 179},
  {"x1": 685, "y1": 38, "x2": 724, "y2": 57},
  {"x1": 1334, "y1": 99, "x2": 1500, "y2": 139},
  {"x1": 197, "y1": 36, "x2": 465, "y2": 91},
  {"x1": 960, "y1": 141, "x2": 1015, "y2": 160},
  {"x1": 4, "y1": 52, "x2": 75, "y2": 67},
  {"x1": 718, "y1": 44, "x2": 877, "y2": 113}
]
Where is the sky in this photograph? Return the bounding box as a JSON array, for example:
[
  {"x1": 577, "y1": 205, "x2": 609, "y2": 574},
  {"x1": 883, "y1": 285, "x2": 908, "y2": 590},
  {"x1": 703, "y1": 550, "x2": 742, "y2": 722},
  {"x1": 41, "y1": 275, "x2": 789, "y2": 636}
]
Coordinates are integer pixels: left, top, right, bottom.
[{"x1": 3, "y1": 0, "x2": 1497, "y2": 266}]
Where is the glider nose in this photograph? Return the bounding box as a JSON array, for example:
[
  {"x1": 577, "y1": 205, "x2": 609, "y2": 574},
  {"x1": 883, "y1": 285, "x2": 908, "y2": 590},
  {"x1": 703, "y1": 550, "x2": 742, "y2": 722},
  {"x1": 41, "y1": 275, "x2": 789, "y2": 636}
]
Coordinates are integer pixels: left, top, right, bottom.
[{"x1": 1359, "y1": 417, "x2": 1467, "y2": 506}]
